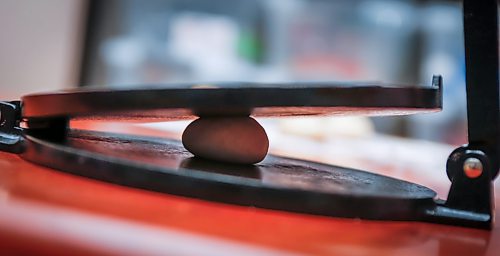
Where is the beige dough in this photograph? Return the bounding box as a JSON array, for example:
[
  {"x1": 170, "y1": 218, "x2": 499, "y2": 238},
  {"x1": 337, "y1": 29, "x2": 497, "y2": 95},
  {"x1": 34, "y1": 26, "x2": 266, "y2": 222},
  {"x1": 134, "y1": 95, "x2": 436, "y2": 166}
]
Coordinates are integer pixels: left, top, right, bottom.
[{"x1": 182, "y1": 117, "x2": 269, "y2": 164}]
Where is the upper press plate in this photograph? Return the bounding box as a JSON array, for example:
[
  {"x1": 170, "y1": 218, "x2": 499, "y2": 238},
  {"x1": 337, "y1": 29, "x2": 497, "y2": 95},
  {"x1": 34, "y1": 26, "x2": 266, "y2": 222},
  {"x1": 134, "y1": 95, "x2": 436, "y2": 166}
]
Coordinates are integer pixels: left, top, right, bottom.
[{"x1": 21, "y1": 80, "x2": 442, "y2": 121}]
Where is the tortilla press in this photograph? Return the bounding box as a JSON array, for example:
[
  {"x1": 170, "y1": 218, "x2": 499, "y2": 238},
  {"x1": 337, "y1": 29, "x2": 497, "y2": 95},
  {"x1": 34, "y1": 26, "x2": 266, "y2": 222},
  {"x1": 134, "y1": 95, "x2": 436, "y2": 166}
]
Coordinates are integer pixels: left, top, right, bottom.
[{"x1": 0, "y1": 0, "x2": 497, "y2": 229}]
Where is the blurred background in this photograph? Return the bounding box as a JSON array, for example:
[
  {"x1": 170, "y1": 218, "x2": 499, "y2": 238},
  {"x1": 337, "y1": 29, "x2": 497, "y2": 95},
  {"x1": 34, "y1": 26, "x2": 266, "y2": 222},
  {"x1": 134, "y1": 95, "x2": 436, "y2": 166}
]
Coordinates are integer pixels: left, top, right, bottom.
[{"x1": 0, "y1": 0, "x2": 478, "y2": 145}]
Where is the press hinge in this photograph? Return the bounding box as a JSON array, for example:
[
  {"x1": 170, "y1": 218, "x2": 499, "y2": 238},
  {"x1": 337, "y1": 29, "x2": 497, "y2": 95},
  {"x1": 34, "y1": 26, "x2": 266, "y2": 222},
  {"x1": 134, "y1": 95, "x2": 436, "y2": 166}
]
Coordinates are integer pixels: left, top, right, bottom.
[{"x1": 0, "y1": 101, "x2": 24, "y2": 153}]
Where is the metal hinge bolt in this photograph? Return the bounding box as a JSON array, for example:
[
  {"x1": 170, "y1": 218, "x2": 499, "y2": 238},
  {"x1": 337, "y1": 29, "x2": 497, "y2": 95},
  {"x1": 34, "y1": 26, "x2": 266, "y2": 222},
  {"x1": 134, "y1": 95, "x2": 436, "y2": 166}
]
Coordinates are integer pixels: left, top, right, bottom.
[{"x1": 463, "y1": 157, "x2": 483, "y2": 178}]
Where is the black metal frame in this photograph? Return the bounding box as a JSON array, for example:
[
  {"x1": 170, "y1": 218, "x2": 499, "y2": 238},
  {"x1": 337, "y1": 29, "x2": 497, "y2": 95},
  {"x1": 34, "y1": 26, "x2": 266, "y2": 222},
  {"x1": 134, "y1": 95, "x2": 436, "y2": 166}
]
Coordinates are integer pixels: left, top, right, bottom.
[
  {"x1": 0, "y1": 0, "x2": 498, "y2": 230},
  {"x1": 432, "y1": 0, "x2": 499, "y2": 229}
]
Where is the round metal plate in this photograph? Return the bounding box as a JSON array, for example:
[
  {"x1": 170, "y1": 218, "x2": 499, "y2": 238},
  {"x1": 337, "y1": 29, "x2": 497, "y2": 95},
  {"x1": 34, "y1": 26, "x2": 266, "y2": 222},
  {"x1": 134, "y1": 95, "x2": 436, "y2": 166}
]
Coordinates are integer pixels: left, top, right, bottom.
[
  {"x1": 21, "y1": 130, "x2": 437, "y2": 220},
  {"x1": 21, "y1": 81, "x2": 442, "y2": 121}
]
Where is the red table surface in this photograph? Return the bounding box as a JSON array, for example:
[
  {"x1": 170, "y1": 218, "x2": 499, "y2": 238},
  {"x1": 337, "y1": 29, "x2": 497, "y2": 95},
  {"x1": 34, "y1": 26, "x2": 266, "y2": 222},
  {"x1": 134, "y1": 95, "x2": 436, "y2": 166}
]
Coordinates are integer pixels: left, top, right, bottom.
[{"x1": 0, "y1": 121, "x2": 498, "y2": 256}]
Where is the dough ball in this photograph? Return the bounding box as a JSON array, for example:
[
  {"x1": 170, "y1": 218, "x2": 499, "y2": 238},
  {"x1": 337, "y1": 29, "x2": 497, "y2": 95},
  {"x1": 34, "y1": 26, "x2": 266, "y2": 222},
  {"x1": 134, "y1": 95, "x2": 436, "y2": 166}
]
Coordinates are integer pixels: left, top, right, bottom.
[{"x1": 182, "y1": 117, "x2": 269, "y2": 164}]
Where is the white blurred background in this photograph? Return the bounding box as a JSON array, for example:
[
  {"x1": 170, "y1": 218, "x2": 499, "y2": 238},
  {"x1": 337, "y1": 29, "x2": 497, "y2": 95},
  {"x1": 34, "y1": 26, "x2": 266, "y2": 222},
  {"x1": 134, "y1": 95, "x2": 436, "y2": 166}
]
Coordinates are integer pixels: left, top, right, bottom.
[
  {"x1": 0, "y1": 0, "x2": 485, "y2": 145},
  {"x1": 0, "y1": 0, "x2": 86, "y2": 99}
]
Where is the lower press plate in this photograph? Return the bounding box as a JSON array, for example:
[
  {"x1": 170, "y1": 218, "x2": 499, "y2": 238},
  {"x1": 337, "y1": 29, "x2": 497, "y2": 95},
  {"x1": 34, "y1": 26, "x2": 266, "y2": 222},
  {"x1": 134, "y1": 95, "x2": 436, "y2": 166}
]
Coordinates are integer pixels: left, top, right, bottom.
[{"x1": 22, "y1": 130, "x2": 437, "y2": 221}]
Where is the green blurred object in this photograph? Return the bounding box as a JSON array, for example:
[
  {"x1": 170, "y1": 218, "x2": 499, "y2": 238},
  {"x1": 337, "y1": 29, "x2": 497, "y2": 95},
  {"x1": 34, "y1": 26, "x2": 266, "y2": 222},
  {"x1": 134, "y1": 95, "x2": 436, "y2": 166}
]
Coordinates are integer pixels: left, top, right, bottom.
[{"x1": 237, "y1": 29, "x2": 264, "y2": 63}]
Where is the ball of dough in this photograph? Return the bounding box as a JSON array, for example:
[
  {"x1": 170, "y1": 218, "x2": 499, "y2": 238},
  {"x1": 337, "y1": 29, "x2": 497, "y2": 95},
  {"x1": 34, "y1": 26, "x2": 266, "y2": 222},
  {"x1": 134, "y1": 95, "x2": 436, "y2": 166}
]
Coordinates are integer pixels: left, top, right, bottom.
[{"x1": 182, "y1": 117, "x2": 269, "y2": 164}]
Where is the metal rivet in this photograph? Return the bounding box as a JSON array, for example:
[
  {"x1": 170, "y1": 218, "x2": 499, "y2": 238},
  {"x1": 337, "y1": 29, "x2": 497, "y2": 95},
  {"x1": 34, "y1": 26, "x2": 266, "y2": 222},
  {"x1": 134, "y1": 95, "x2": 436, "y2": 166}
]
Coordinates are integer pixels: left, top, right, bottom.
[{"x1": 463, "y1": 158, "x2": 483, "y2": 178}]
